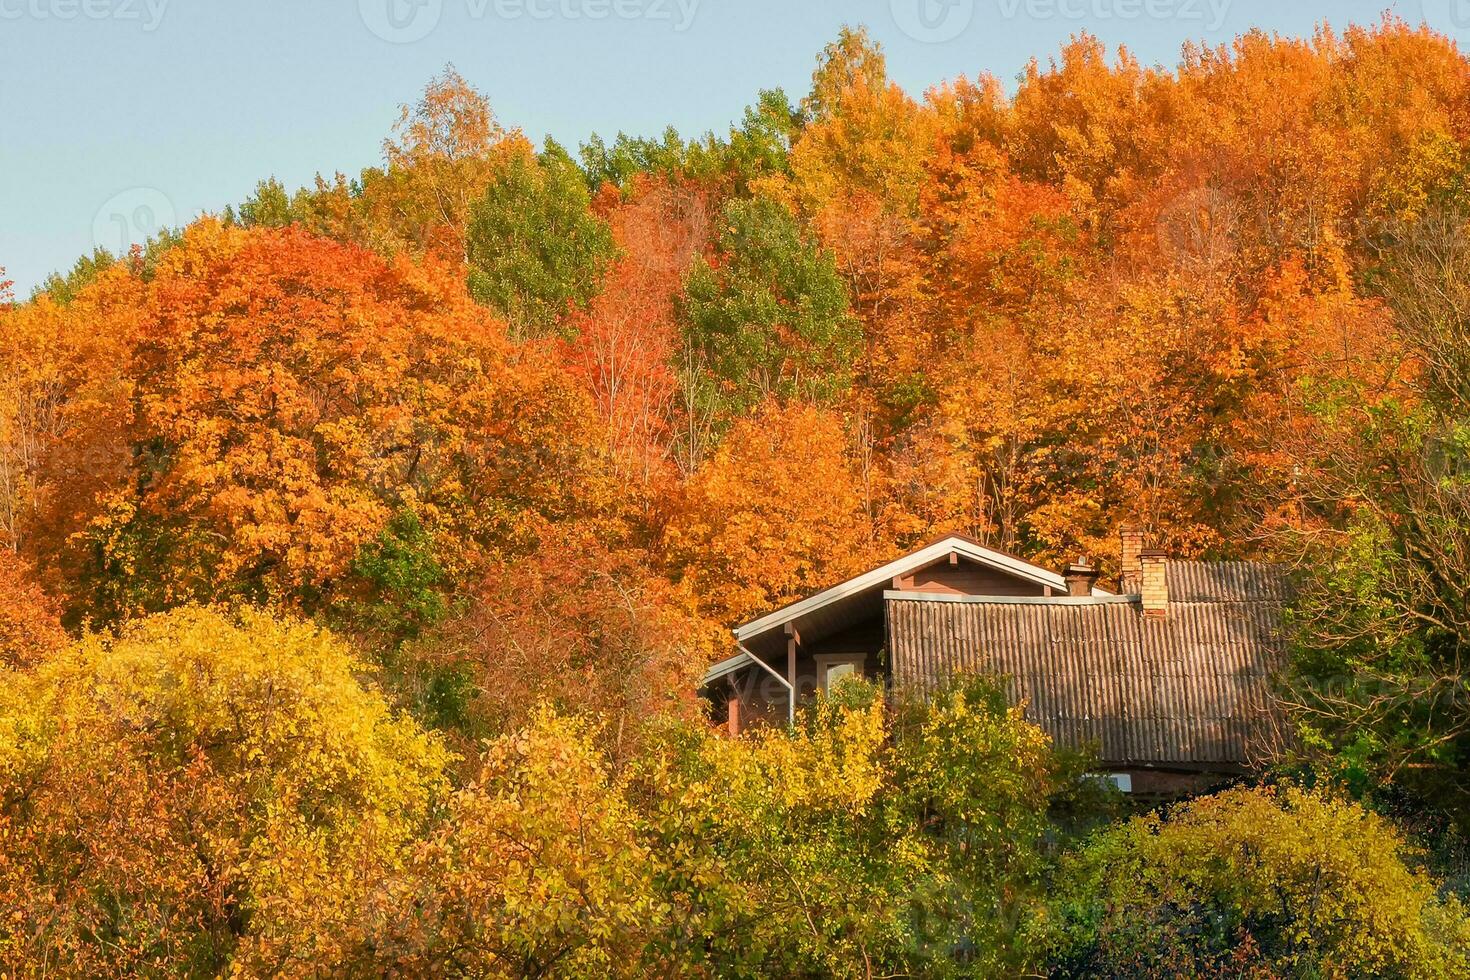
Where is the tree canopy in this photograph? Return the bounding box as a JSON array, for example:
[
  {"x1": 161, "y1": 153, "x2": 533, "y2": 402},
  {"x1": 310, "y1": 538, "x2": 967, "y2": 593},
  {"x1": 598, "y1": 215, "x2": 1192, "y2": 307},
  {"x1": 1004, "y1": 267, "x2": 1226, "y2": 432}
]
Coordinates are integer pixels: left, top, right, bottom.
[{"x1": 8, "y1": 17, "x2": 1470, "y2": 974}]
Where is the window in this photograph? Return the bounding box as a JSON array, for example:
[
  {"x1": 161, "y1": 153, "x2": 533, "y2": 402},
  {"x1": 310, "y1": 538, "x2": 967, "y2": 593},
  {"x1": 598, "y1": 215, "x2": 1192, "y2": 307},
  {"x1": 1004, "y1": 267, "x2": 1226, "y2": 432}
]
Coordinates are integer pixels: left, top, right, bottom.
[{"x1": 814, "y1": 654, "x2": 865, "y2": 693}]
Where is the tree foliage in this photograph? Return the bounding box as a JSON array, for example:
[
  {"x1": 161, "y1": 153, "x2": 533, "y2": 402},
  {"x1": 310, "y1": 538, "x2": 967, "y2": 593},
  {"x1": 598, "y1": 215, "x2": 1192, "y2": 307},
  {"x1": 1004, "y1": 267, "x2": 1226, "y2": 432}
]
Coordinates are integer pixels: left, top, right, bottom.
[
  {"x1": 234, "y1": 66, "x2": 530, "y2": 263},
  {"x1": 663, "y1": 401, "x2": 870, "y2": 625},
  {"x1": 466, "y1": 139, "x2": 618, "y2": 337},
  {"x1": 36, "y1": 220, "x2": 619, "y2": 623},
  {"x1": 0, "y1": 550, "x2": 63, "y2": 668},
  {"x1": 1051, "y1": 785, "x2": 1470, "y2": 978},
  {"x1": 679, "y1": 195, "x2": 859, "y2": 418},
  {"x1": 0, "y1": 606, "x2": 450, "y2": 976},
  {"x1": 399, "y1": 534, "x2": 715, "y2": 759},
  {"x1": 1285, "y1": 197, "x2": 1470, "y2": 814},
  {"x1": 7, "y1": 19, "x2": 1470, "y2": 974}
]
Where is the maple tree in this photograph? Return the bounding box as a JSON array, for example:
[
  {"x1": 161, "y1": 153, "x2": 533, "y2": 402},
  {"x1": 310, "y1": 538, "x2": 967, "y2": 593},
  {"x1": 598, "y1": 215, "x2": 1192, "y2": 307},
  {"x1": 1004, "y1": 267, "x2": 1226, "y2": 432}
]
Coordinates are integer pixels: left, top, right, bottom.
[
  {"x1": 51, "y1": 220, "x2": 619, "y2": 622},
  {"x1": 662, "y1": 401, "x2": 871, "y2": 626},
  {"x1": 0, "y1": 265, "x2": 142, "y2": 582},
  {"x1": 0, "y1": 550, "x2": 63, "y2": 668}
]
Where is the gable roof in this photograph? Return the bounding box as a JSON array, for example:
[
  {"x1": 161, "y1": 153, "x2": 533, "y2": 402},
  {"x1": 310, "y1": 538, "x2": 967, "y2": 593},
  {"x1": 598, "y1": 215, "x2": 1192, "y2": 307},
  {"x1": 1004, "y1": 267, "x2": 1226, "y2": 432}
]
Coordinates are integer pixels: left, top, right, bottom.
[
  {"x1": 885, "y1": 559, "x2": 1291, "y2": 769},
  {"x1": 733, "y1": 534, "x2": 1110, "y2": 647}
]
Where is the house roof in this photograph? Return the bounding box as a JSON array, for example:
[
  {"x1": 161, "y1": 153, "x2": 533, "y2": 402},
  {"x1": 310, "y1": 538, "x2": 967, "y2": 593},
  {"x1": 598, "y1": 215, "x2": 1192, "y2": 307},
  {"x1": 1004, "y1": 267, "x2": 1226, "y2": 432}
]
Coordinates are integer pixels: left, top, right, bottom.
[
  {"x1": 885, "y1": 560, "x2": 1291, "y2": 769},
  {"x1": 731, "y1": 534, "x2": 1110, "y2": 657},
  {"x1": 703, "y1": 649, "x2": 755, "y2": 685}
]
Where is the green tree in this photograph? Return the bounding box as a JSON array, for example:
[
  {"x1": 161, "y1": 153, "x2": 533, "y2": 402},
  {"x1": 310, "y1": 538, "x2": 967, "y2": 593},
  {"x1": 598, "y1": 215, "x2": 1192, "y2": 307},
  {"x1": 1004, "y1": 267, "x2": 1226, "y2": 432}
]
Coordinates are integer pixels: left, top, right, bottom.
[
  {"x1": 678, "y1": 195, "x2": 859, "y2": 417},
  {"x1": 579, "y1": 89, "x2": 798, "y2": 195},
  {"x1": 725, "y1": 88, "x2": 801, "y2": 191},
  {"x1": 886, "y1": 678, "x2": 1094, "y2": 972},
  {"x1": 579, "y1": 126, "x2": 697, "y2": 191},
  {"x1": 336, "y1": 508, "x2": 448, "y2": 647},
  {"x1": 34, "y1": 247, "x2": 116, "y2": 305},
  {"x1": 1284, "y1": 199, "x2": 1470, "y2": 817},
  {"x1": 466, "y1": 139, "x2": 617, "y2": 337},
  {"x1": 234, "y1": 177, "x2": 297, "y2": 228}
]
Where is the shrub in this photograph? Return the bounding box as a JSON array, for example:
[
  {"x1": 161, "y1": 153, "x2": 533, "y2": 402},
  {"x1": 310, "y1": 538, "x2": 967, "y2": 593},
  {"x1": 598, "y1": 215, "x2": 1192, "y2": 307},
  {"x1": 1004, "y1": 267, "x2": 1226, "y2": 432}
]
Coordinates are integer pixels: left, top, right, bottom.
[
  {"x1": 1050, "y1": 784, "x2": 1470, "y2": 979},
  {"x1": 0, "y1": 606, "x2": 450, "y2": 976}
]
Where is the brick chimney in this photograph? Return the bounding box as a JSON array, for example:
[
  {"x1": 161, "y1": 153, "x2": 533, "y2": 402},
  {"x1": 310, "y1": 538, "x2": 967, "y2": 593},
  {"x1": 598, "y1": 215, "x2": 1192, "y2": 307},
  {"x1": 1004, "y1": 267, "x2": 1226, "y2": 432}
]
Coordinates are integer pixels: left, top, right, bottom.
[
  {"x1": 1119, "y1": 526, "x2": 1145, "y2": 593},
  {"x1": 1140, "y1": 550, "x2": 1169, "y2": 618},
  {"x1": 1063, "y1": 558, "x2": 1101, "y2": 597}
]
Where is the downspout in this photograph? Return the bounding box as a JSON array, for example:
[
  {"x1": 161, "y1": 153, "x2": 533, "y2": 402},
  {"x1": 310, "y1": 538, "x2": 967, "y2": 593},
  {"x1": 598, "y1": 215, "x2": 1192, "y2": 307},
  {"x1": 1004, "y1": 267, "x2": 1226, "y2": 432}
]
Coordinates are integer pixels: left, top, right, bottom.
[{"x1": 737, "y1": 642, "x2": 796, "y2": 726}]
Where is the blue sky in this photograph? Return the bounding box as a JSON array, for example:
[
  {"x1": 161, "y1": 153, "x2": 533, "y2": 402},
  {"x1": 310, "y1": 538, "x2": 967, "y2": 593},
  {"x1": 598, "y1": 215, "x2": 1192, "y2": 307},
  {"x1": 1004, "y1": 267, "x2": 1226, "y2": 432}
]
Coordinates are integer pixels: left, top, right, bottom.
[{"x1": 0, "y1": 0, "x2": 1460, "y2": 294}]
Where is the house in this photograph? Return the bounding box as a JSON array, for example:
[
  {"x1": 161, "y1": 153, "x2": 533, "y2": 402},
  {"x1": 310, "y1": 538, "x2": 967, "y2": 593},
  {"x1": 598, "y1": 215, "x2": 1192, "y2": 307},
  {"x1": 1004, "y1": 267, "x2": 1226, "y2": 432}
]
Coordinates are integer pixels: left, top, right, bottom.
[{"x1": 700, "y1": 529, "x2": 1290, "y2": 794}]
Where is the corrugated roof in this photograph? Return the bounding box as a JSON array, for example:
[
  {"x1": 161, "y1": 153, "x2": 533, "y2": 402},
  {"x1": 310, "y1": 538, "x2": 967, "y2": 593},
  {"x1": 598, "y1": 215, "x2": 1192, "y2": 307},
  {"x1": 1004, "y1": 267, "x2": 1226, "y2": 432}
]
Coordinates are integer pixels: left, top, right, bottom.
[
  {"x1": 886, "y1": 561, "x2": 1291, "y2": 768},
  {"x1": 1166, "y1": 560, "x2": 1291, "y2": 603}
]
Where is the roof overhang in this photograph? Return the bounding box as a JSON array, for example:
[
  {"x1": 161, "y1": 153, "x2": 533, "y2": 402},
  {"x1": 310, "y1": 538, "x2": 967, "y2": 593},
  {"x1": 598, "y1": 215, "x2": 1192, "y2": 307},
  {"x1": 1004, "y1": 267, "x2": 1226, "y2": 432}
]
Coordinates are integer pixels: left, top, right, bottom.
[{"x1": 702, "y1": 650, "x2": 753, "y2": 686}]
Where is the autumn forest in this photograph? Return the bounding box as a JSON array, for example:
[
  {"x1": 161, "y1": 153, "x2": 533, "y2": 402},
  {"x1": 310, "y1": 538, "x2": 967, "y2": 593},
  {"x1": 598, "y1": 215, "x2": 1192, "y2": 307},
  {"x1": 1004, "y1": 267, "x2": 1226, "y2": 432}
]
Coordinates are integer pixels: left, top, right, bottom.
[{"x1": 5, "y1": 16, "x2": 1470, "y2": 977}]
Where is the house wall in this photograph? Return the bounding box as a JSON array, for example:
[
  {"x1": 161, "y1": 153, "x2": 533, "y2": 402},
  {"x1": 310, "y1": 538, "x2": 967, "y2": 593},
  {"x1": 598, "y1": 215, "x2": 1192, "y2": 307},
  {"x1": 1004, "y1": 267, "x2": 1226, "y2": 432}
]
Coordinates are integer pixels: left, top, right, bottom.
[
  {"x1": 717, "y1": 554, "x2": 1051, "y2": 734},
  {"x1": 801, "y1": 618, "x2": 887, "y2": 697},
  {"x1": 893, "y1": 559, "x2": 1050, "y2": 597},
  {"x1": 710, "y1": 669, "x2": 783, "y2": 732},
  {"x1": 1120, "y1": 768, "x2": 1241, "y2": 797},
  {"x1": 717, "y1": 615, "x2": 887, "y2": 732}
]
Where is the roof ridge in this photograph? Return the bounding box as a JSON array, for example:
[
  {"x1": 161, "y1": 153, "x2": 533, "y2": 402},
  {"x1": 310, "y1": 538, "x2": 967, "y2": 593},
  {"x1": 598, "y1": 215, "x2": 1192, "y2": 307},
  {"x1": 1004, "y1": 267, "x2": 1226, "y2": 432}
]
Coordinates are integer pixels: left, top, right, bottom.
[{"x1": 884, "y1": 590, "x2": 1137, "y2": 606}]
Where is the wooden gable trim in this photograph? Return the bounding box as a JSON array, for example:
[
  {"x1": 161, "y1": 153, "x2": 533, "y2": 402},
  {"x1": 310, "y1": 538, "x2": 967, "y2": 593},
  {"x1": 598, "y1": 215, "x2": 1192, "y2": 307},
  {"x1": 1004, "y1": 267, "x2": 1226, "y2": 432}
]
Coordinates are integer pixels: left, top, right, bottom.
[{"x1": 734, "y1": 536, "x2": 1112, "y2": 644}]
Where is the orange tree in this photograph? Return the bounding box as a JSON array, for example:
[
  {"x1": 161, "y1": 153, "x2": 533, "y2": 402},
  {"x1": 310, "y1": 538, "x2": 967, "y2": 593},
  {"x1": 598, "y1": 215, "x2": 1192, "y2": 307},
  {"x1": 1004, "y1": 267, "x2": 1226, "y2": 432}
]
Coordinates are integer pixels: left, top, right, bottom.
[
  {"x1": 0, "y1": 550, "x2": 64, "y2": 668},
  {"x1": 397, "y1": 529, "x2": 717, "y2": 763},
  {"x1": 54, "y1": 220, "x2": 621, "y2": 624},
  {"x1": 565, "y1": 176, "x2": 710, "y2": 488},
  {"x1": 662, "y1": 400, "x2": 872, "y2": 626}
]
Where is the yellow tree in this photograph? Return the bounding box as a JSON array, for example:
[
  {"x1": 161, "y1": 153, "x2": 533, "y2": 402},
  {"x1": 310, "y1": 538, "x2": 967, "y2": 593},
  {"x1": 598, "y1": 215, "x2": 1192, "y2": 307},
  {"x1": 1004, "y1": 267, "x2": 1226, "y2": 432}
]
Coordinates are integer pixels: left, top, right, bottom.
[
  {"x1": 1007, "y1": 35, "x2": 1167, "y2": 241},
  {"x1": 1055, "y1": 785, "x2": 1470, "y2": 976},
  {"x1": 776, "y1": 28, "x2": 936, "y2": 421},
  {"x1": 237, "y1": 68, "x2": 532, "y2": 263},
  {"x1": 370, "y1": 65, "x2": 532, "y2": 261},
  {"x1": 0, "y1": 606, "x2": 450, "y2": 976},
  {"x1": 385, "y1": 711, "x2": 665, "y2": 977}
]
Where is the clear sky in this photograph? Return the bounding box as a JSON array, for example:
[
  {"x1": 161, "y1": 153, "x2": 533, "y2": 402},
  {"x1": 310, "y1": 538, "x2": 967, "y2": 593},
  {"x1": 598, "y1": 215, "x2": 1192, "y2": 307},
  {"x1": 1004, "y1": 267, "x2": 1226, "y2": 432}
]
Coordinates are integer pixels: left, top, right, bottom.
[{"x1": 0, "y1": 0, "x2": 1458, "y2": 294}]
